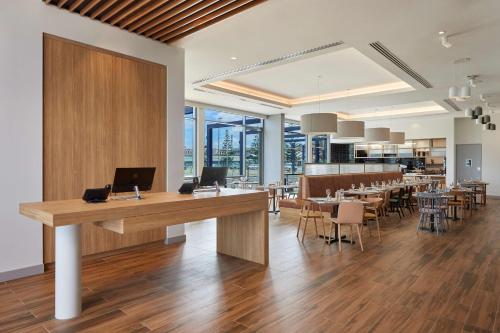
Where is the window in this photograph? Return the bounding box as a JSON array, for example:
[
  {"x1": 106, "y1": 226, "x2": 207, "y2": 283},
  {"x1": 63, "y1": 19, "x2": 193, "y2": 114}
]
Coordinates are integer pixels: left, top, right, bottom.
[
  {"x1": 204, "y1": 110, "x2": 263, "y2": 183},
  {"x1": 184, "y1": 106, "x2": 196, "y2": 178},
  {"x1": 311, "y1": 135, "x2": 328, "y2": 163},
  {"x1": 284, "y1": 122, "x2": 306, "y2": 183}
]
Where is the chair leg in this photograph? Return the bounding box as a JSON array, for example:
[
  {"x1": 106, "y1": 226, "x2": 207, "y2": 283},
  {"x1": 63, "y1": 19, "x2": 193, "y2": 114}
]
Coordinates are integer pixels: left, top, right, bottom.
[
  {"x1": 338, "y1": 224, "x2": 342, "y2": 252},
  {"x1": 321, "y1": 216, "x2": 326, "y2": 240},
  {"x1": 355, "y1": 224, "x2": 364, "y2": 252},
  {"x1": 296, "y1": 216, "x2": 302, "y2": 238},
  {"x1": 313, "y1": 217, "x2": 319, "y2": 238},
  {"x1": 350, "y1": 225, "x2": 353, "y2": 244},
  {"x1": 328, "y1": 221, "x2": 334, "y2": 243},
  {"x1": 375, "y1": 215, "x2": 381, "y2": 241},
  {"x1": 301, "y1": 219, "x2": 308, "y2": 243}
]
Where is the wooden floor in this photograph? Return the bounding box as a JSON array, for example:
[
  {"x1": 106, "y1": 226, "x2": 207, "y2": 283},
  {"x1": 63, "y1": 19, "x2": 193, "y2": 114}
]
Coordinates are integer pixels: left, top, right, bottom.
[{"x1": 1, "y1": 200, "x2": 499, "y2": 333}]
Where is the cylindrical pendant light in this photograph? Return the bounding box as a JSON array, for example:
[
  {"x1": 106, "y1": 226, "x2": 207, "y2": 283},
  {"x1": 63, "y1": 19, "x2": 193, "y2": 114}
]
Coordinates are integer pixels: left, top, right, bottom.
[
  {"x1": 365, "y1": 127, "x2": 390, "y2": 143},
  {"x1": 476, "y1": 115, "x2": 483, "y2": 125},
  {"x1": 389, "y1": 132, "x2": 405, "y2": 144},
  {"x1": 460, "y1": 85, "x2": 471, "y2": 99},
  {"x1": 474, "y1": 106, "x2": 483, "y2": 116},
  {"x1": 483, "y1": 115, "x2": 491, "y2": 124},
  {"x1": 300, "y1": 113, "x2": 337, "y2": 134},
  {"x1": 449, "y1": 86, "x2": 458, "y2": 100},
  {"x1": 465, "y1": 107, "x2": 473, "y2": 117},
  {"x1": 488, "y1": 123, "x2": 496, "y2": 130},
  {"x1": 330, "y1": 120, "x2": 364, "y2": 142}
]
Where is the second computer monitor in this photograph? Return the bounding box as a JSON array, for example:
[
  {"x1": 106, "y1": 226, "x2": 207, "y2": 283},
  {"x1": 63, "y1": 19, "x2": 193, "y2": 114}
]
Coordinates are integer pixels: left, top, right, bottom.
[{"x1": 199, "y1": 167, "x2": 228, "y2": 187}]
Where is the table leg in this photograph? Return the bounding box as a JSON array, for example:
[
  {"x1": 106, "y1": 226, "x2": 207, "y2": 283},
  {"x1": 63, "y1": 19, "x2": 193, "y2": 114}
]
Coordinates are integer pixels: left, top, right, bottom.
[
  {"x1": 217, "y1": 209, "x2": 269, "y2": 266},
  {"x1": 55, "y1": 224, "x2": 82, "y2": 320}
]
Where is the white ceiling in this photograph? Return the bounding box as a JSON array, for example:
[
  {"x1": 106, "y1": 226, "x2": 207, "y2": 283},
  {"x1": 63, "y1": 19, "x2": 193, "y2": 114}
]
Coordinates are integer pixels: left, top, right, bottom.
[
  {"x1": 229, "y1": 47, "x2": 406, "y2": 98},
  {"x1": 174, "y1": 0, "x2": 500, "y2": 119}
]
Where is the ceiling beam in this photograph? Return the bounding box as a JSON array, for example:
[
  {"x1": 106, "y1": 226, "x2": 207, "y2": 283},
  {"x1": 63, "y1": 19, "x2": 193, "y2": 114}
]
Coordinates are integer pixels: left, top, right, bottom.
[
  {"x1": 128, "y1": 0, "x2": 187, "y2": 32},
  {"x1": 68, "y1": 0, "x2": 85, "y2": 12},
  {"x1": 100, "y1": 0, "x2": 135, "y2": 22},
  {"x1": 109, "y1": 0, "x2": 153, "y2": 25},
  {"x1": 90, "y1": 0, "x2": 117, "y2": 19},
  {"x1": 137, "y1": 0, "x2": 201, "y2": 35},
  {"x1": 152, "y1": 0, "x2": 234, "y2": 40},
  {"x1": 148, "y1": 0, "x2": 222, "y2": 38},
  {"x1": 163, "y1": 0, "x2": 263, "y2": 43},
  {"x1": 57, "y1": 0, "x2": 69, "y2": 8},
  {"x1": 119, "y1": 0, "x2": 171, "y2": 29},
  {"x1": 80, "y1": 0, "x2": 102, "y2": 16}
]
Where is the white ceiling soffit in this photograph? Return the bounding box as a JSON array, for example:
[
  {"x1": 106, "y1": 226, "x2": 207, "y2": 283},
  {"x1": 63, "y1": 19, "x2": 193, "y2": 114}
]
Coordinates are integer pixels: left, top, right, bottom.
[{"x1": 175, "y1": 0, "x2": 500, "y2": 118}]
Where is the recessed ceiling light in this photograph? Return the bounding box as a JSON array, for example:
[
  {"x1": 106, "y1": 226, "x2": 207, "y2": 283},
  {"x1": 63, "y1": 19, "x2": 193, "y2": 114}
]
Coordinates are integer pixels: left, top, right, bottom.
[{"x1": 230, "y1": 56, "x2": 238, "y2": 60}]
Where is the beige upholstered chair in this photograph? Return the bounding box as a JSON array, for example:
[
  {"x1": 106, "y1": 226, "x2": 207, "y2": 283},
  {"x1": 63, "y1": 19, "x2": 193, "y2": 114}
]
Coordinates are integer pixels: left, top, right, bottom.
[{"x1": 330, "y1": 201, "x2": 365, "y2": 252}]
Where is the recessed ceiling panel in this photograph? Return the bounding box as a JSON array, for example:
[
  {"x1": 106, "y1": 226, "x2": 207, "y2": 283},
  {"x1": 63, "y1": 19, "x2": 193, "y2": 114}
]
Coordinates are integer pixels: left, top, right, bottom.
[{"x1": 229, "y1": 47, "x2": 410, "y2": 98}]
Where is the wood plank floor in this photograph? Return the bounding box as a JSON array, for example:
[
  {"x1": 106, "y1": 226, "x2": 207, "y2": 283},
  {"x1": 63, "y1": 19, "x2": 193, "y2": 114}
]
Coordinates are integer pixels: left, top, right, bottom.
[{"x1": 1, "y1": 200, "x2": 499, "y2": 333}]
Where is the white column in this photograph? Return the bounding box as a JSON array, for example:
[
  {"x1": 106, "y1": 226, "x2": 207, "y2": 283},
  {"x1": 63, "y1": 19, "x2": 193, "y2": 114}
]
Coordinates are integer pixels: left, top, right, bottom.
[
  {"x1": 263, "y1": 114, "x2": 284, "y2": 185},
  {"x1": 196, "y1": 107, "x2": 205, "y2": 177},
  {"x1": 55, "y1": 224, "x2": 81, "y2": 320}
]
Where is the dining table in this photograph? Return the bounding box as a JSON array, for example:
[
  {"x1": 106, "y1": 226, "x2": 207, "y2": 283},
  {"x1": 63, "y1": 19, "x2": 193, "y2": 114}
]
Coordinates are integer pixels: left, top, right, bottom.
[
  {"x1": 308, "y1": 197, "x2": 370, "y2": 244},
  {"x1": 266, "y1": 184, "x2": 299, "y2": 214},
  {"x1": 445, "y1": 187, "x2": 475, "y2": 219}
]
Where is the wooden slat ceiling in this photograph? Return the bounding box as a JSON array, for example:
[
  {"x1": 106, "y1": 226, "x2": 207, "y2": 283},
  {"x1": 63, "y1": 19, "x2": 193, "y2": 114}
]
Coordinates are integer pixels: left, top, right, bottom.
[{"x1": 43, "y1": 0, "x2": 266, "y2": 44}]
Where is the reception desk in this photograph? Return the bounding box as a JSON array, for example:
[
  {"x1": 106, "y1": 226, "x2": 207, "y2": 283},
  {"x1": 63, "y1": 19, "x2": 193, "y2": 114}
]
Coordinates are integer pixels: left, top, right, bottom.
[{"x1": 19, "y1": 189, "x2": 268, "y2": 319}]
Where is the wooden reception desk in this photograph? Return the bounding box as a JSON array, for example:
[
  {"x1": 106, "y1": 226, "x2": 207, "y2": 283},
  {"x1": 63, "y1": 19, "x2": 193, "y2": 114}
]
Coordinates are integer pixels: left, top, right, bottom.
[{"x1": 19, "y1": 189, "x2": 268, "y2": 319}]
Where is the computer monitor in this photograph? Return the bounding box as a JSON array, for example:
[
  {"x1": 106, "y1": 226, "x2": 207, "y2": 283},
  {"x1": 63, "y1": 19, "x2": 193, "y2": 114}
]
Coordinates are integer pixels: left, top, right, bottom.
[
  {"x1": 112, "y1": 167, "x2": 156, "y2": 193},
  {"x1": 199, "y1": 167, "x2": 228, "y2": 187}
]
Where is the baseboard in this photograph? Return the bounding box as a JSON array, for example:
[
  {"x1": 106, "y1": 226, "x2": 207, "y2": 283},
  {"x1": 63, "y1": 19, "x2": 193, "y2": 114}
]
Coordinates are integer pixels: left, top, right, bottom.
[
  {"x1": 0, "y1": 264, "x2": 44, "y2": 282},
  {"x1": 164, "y1": 234, "x2": 186, "y2": 245},
  {"x1": 487, "y1": 195, "x2": 500, "y2": 199}
]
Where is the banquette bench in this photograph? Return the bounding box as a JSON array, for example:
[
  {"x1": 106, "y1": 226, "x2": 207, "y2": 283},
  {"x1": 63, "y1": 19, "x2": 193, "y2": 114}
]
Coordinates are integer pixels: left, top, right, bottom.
[{"x1": 279, "y1": 171, "x2": 403, "y2": 216}]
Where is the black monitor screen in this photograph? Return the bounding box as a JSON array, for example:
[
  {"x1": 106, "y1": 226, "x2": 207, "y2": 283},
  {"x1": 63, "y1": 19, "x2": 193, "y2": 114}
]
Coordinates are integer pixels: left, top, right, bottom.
[
  {"x1": 199, "y1": 167, "x2": 228, "y2": 187},
  {"x1": 112, "y1": 167, "x2": 156, "y2": 193}
]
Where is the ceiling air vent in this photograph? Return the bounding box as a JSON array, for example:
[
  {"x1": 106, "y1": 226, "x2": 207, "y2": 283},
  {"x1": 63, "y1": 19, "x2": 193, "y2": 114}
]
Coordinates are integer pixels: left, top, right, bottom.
[
  {"x1": 369, "y1": 41, "x2": 433, "y2": 88},
  {"x1": 193, "y1": 41, "x2": 345, "y2": 85},
  {"x1": 443, "y1": 99, "x2": 461, "y2": 111}
]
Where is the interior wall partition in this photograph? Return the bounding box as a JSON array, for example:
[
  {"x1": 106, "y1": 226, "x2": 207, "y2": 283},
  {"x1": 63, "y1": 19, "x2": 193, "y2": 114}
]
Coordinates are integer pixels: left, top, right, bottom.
[{"x1": 43, "y1": 34, "x2": 166, "y2": 263}]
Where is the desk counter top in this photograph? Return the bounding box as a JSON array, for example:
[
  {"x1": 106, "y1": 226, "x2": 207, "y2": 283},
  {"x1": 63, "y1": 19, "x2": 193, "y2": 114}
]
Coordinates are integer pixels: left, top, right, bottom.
[{"x1": 19, "y1": 189, "x2": 266, "y2": 228}]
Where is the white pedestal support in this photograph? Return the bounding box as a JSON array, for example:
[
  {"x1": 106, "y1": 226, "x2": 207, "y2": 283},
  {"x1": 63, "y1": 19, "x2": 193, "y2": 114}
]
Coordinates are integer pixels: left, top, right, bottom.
[{"x1": 55, "y1": 224, "x2": 82, "y2": 320}]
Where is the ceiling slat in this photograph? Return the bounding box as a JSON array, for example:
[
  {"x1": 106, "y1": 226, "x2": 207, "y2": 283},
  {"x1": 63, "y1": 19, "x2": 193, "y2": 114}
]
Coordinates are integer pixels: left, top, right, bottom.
[
  {"x1": 152, "y1": 0, "x2": 234, "y2": 40},
  {"x1": 90, "y1": 0, "x2": 118, "y2": 19},
  {"x1": 42, "y1": 0, "x2": 266, "y2": 44},
  {"x1": 136, "y1": 0, "x2": 201, "y2": 34},
  {"x1": 68, "y1": 0, "x2": 85, "y2": 12},
  {"x1": 57, "y1": 0, "x2": 69, "y2": 8},
  {"x1": 80, "y1": 0, "x2": 102, "y2": 16},
  {"x1": 109, "y1": 0, "x2": 152, "y2": 25},
  {"x1": 147, "y1": 0, "x2": 221, "y2": 38},
  {"x1": 128, "y1": 0, "x2": 187, "y2": 31},
  {"x1": 100, "y1": 0, "x2": 135, "y2": 22},
  {"x1": 119, "y1": 0, "x2": 171, "y2": 29},
  {"x1": 163, "y1": 0, "x2": 261, "y2": 42}
]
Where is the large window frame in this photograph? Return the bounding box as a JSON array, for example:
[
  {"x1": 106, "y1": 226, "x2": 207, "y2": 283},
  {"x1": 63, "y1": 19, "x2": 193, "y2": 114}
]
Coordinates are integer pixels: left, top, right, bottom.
[
  {"x1": 203, "y1": 109, "x2": 264, "y2": 184},
  {"x1": 184, "y1": 106, "x2": 197, "y2": 178},
  {"x1": 284, "y1": 121, "x2": 307, "y2": 183}
]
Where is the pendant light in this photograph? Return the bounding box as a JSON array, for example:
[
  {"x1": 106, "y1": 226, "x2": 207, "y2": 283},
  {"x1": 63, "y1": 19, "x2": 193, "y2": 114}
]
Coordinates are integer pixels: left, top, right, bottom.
[
  {"x1": 449, "y1": 86, "x2": 458, "y2": 100},
  {"x1": 389, "y1": 132, "x2": 405, "y2": 144},
  {"x1": 331, "y1": 121, "x2": 364, "y2": 142},
  {"x1": 300, "y1": 76, "x2": 337, "y2": 134},
  {"x1": 460, "y1": 84, "x2": 471, "y2": 100},
  {"x1": 464, "y1": 107, "x2": 473, "y2": 117},
  {"x1": 365, "y1": 127, "x2": 390, "y2": 143}
]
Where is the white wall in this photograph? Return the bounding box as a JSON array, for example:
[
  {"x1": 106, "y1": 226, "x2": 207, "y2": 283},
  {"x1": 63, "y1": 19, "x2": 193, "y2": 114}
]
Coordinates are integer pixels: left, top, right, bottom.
[
  {"x1": 0, "y1": 1, "x2": 185, "y2": 276},
  {"x1": 365, "y1": 115, "x2": 455, "y2": 185},
  {"x1": 455, "y1": 116, "x2": 500, "y2": 196},
  {"x1": 264, "y1": 114, "x2": 284, "y2": 184}
]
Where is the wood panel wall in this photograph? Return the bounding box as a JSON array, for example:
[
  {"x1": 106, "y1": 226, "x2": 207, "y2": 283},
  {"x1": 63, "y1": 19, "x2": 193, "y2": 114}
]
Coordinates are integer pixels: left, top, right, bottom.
[{"x1": 43, "y1": 34, "x2": 167, "y2": 263}]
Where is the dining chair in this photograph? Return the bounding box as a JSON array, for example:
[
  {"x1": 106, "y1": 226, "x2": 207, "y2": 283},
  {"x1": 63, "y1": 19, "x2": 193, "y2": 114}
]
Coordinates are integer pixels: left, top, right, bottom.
[
  {"x1": 330, "y1": 201, "x2": 365, "y2": 252},
  {"x1": 389, "y1": 188, "x2": 405, "y2": 218},
  {"x1": 362, "y1": 197, "x2": 382, "y2": 241},
  {"x1": 297, "y1": 199, "x2": 325, "y2": 242},
  {"x1": 417, "y1": 194, "x2": 448, "y2": 235},
  {"x1": 447, "y1": 190, "x2": 470, "y2": 222}
]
